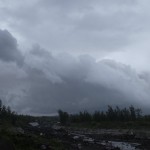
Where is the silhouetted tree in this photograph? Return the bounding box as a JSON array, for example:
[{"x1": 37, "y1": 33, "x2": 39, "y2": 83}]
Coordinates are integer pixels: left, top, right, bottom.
[
  {"x1": 106, "y1": 105, "x2": 115, "y2": 121},
  {"x1": 129, "y1": 105, "x2": 136, "y2": 121},
  {"x1": 135, "y1": 108, "x2": 142, "y2": 119},
  {"x1": 58, "y1": 109, "x2": 69, "y2": 125}
]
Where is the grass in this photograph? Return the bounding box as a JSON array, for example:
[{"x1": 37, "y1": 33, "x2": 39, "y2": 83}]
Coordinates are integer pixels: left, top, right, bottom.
[{"x1": 0, "y1": 126, "x2": 65, "y2": 150}]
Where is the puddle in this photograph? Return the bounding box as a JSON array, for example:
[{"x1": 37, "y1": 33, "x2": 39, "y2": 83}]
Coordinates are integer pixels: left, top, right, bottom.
[
  {"x1": 71, "y1": 131, "x2": 141, "y2": 150},
  {"x1": 101, "y1": 141, "x2": 140, "y2": 150}
]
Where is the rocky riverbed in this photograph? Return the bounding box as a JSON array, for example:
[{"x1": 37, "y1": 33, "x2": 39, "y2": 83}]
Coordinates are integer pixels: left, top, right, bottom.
[
  {"x1": 51, "y1": 126, "x2": 150, "y2": 150},
  {"x1": 25, "y1": 123, "x2": 150, "y2": 150},
  {"x1": 1, "y1": 123, "x2": 150, "y2": 150}
]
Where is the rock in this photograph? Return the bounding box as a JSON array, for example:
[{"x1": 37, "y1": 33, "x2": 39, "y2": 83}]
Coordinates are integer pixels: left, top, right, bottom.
[
  {"x1": 40, "y1": 144, "x2": 47, "y2": 150},
  {"x1": 83, "y1": 138, "x2": 94, "y2": 144},
  {"x1": 8, "y1": 127, "x2": 24, "y2": 135},
  {"x1": 78, "y1": 143, "x2": 82, "y2": 149},
  {"x1": 73, "y1": 135, "x2": 80, "y2": 140},
  {"x1": 40, "y1": 132, "x2": 44, "y2": 136},
  {"x1": 29, "y1": 122, "x2": 39, "y2": 127}
]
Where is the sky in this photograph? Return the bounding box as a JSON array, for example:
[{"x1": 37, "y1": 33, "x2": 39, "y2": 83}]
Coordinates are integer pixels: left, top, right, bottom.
[{"x1": 0, "y1": 0, "x2": 150, "y2": 115}]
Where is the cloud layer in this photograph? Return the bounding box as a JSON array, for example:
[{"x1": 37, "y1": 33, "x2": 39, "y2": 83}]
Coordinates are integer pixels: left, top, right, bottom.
[
  {"x1": 0, "y1": 0, "x2": 148, "y2": 54},
  {"x1": 0, "y1": 29, "x2": 149, "y2": 115},
  {"x1": 0, "y1": 0, "x2": 150, "y2": 115},
  {"x1": 0, "y1": 29, "x2": 23, "y2": 65}
]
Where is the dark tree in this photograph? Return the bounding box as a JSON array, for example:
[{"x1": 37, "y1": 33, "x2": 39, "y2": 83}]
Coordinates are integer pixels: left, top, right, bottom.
[
  {"x1": 129, "y1": 105, "x2": 136, "y2": 121},
  {"x1": 58, "y1": 109, "x2": 69, "y2": 125}
]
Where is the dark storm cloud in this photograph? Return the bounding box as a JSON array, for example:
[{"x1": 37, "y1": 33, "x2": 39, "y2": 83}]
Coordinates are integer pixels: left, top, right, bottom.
[
  {"x1": 0, "y1": 38, "x2": 149, "y2": 115},
  {"x1": 0, "y1": 29, "x2": 23, "y2": 65},
  {"x1": 8, "y1": 48, "x2": 148, "y2": 115}
]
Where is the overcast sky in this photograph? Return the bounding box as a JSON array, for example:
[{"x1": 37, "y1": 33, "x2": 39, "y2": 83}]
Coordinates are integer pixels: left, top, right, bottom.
[{"x1": 0, "y1": 0, "x2": 150, "y2": 115}]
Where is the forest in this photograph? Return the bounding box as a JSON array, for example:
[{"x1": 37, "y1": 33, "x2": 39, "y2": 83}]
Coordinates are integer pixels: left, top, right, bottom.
[{"x1": 58, "y1": 105, "x2": 150, "y2": 125}]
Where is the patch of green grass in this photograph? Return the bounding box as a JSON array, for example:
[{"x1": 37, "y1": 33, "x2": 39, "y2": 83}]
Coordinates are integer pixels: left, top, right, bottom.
[{"x1": 0, "y1": 128, "x2": 65, "y2": 150}]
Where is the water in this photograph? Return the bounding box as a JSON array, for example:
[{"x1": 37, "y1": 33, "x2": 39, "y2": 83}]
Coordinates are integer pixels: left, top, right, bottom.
[
  {"x1": 101, "y1": 141, "x2": 140, "y2": 150},
  {"x1": 71, "y1": 131, "x2": 141, "y2": 150}
]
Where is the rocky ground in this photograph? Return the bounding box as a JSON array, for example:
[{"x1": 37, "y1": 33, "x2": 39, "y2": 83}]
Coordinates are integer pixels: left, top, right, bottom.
[
  {"x1": 1, "y1": 123, "x2": 150, "y2": 150},
  {"x1": 23, "y1": 124, "x2": 150, "y2": 150}
]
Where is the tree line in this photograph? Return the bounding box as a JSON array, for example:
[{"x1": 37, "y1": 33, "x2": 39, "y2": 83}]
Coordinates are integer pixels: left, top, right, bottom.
[
  {"x1": 58, "y1": 105, "x2": 143, "y2": 125},
  {"x1": 0, "y1": 99, "x2": 17, "y2": 125}
]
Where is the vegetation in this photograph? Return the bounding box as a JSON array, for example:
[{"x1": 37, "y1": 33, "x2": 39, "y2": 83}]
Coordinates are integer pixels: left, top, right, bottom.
[
  {"x1": 0, "y1": 99, "x2": 17, "y2": 126},
  {"x1": 58, "y1": 109, "x2": 69, "y2": 125},
  {"x1": 0, "y1": 100, "x2": 66, "y2": 150},
  {"x1": 1, "y1": 99, "x2": 150, "y2": 149},
  {"x1": 58, "y1": 105, "x2": 143, "y2": 124}
]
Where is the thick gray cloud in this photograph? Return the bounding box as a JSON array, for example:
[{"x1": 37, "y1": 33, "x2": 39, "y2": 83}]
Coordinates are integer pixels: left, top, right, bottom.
[
  {"x1": 0, "y1": 0, "x2": 147, "y2": 54},
  {"x1": 0, "y1": 29, "x2": 23, "y2": 65},
  {"x1": 0, "y1": 0, "x2": 150, "y2": 115},
  {"x1": 0, "y1": 45, "x2": 148, "y2": 115},
  {"x1": 0, "y1": 40, "x2": 149, "y2": 115}
]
